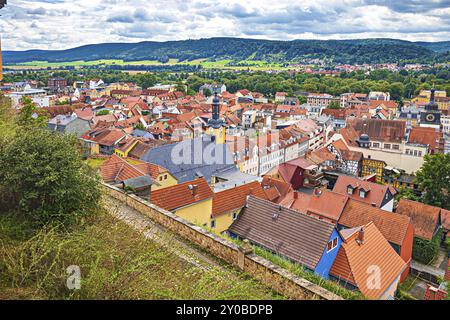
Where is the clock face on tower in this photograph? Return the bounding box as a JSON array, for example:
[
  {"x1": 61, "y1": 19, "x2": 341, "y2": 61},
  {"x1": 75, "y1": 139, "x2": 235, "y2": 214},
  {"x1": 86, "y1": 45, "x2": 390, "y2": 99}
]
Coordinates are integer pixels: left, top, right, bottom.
[{"x1": 425, "y1": 113, "x2": 436, "y2": 122}]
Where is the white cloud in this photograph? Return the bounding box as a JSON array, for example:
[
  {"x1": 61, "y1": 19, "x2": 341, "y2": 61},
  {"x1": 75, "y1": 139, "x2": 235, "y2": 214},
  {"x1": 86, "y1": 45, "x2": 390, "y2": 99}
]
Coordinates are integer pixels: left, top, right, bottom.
[{"x1": 0, "y1": 0, "x2": 449, "y2": 50}]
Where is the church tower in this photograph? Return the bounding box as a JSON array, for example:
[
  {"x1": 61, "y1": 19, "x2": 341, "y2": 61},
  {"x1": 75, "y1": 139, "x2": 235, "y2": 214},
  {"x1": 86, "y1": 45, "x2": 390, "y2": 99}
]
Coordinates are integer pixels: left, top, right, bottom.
[
  {"x1": 206, "y1": 92, "x2": 226, "y2": 144},
  {"x1": 420, "y1": 89, "x2": 441, "y2": 129}
]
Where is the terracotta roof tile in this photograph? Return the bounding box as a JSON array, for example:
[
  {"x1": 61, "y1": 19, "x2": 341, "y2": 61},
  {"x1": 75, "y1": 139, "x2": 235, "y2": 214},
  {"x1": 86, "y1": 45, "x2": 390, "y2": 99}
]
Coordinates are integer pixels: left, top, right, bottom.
[
  {"x1": 150, "y1": 178, "x2": 213, "y2": 212},
  {"x1": 306, "y1": 190, "x2": 348, "y2": 223},
  {"x1": 408, "y1": 126, "x2": 443, "y2": 154},
  {"x1": 333, "y1": 176, "x2": 394, "y2": 208},
  {"x1": 212, "y1": 181, "x2": 267, "y2": 217},
  {"x1": 423, "y1": 285, "x2": 447, "y2": 300},
  {"x1": 346, "y1": 118, "x2": 405, "y2": 143},
  {"x1": 100, "y1": 155, "x2": 148, "y2": 183},
  {"x1": 339, "y1": 199, "x2": 411, "y2": 246},
  {"x1": 330, "y1": 222, "x2": 406, "y2": 299},
  {"x1": 261, "y1": 176, "x2": 292, "y2": 203},
  {"x1": 442, "y1": 209, "x2": 450, "y2": 231},
  {"x1": 396, "y1": 199, "x2": 441, "y2": 241}
]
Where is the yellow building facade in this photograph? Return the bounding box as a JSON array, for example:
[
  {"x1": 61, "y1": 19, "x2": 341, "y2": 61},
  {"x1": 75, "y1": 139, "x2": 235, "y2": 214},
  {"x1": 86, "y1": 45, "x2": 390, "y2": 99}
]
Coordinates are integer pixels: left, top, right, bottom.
[{"x1": 174, "y1": 199, "x2": 213, "y2": 227}]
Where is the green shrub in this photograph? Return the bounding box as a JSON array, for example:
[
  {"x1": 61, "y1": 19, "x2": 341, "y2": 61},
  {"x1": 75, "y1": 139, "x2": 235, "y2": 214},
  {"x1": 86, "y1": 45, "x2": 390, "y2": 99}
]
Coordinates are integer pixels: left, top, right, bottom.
[
  {"x1": 96, "y1": 110, "x2": 110, "y2": 116},
  {"x1": 0, "y1": 128, "x2": 101, "y2": 227},
  {"x1": 412, "y1": 229, "x2": 441, "y2": 264}
]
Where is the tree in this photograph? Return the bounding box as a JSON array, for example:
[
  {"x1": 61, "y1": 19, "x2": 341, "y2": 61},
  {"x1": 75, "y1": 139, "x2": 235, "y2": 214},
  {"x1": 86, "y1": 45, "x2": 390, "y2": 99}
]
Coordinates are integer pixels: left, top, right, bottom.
[
  {"x1": 0, "y1": 128, "x2": 101, "y2": 227},
  {"x1": 96, "y1": 110, "x2": 110, "y2": 116},
  {"x1": 389, "y1": 82, "x2": 405, "y2": 101},
  {"x1": 136, "y1": 73, "x2": 158, "y2": 89},
  {"x1": 203, "y1": 88, "x2": 212, "y2": 97},
  {"x1": 327, "y1": 101, "x2": 341, "y2": 109},
  {"x1": 17, "y1": 97, "x2": 48, "y2": 128},
  {"x1": 415, "y1": 153, "x2": 450, "y2": 209}
]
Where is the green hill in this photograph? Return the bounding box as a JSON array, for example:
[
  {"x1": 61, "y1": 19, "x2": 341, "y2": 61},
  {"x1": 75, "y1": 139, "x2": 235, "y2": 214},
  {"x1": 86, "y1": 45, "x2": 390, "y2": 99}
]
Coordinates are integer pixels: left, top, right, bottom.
[{"x1": 4, "y1": 37, "x2": 450, "y2": 65}]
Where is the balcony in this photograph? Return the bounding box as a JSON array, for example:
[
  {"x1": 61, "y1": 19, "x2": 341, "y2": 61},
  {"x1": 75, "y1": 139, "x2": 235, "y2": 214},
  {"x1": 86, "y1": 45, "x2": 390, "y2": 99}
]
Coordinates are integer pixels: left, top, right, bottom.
[{"x1": 303, "y1": 169, "x2": 324, "y2": 188}]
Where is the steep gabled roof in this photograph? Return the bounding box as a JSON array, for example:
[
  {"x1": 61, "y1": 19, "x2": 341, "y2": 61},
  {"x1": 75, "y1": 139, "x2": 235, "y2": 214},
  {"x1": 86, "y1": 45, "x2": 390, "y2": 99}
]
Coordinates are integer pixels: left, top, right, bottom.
[
  {"x1": 150, "y1": 178, "x2": 213, "y2": 212},
  {"x1": 333, "y1": 175, "x2": 394, "y2": 208},
  {"x1": 100, "y1": 154, "x2": 154, "y2": 184},
  {"x1": 261, "y1": 176, "x2": 293, "y2": 203},
  {"x1": 330, "y1": 222, "x2": 406, "y2": 299},
  {"x1": 229, "y1": 196, "x2": 336, "y2": 270},
  {"x1": 212, "y1": 181, "x2": 267, "y2": 217},
  {"x1": 339, "y1": 199, "x2": 411, "y2": 246},
  {"x1": 396, "y1": 199, "x2": 441, "y2": 241}
]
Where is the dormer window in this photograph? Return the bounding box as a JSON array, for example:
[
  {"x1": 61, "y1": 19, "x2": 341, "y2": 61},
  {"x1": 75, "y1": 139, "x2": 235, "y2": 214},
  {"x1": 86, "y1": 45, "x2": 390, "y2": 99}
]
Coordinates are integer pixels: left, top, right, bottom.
[
  {"x1": 359, "y1": 189, "x2": 366, "y2": 198},
  {"x1": 347, "y1": 186, "x2": 354, "y2": 195}
]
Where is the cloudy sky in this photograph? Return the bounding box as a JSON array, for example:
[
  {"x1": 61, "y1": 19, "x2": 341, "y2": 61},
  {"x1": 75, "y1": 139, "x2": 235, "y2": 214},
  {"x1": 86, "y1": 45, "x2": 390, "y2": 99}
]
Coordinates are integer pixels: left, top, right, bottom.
[{"x1": 1, "y1": 0, "x2": 450, "y2": 51}]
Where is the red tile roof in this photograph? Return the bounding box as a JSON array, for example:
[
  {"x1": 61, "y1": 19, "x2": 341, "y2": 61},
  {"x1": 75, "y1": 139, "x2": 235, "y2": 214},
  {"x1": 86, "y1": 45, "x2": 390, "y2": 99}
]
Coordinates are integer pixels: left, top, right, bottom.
[
  {"x1": 396, "y1": 199, "x2": 441, "y2": 241},
  {"x1": 339, "y1": 199, "x2": 411, "y2": 246},
  {"x1": 261, "y1": 176, "x2": 293, "y2": 203},
  {"x1": 100, "y1": 155, "x2": 148, "y2": 184},
  {"x1": 330, "y1": 222, "x2": 406, "y2": 299},
  {"x1": 306, "y1": 190, "x2": 348, "y2": 223},
  {"x1": 333, "y1": 175, "x2": 395, "y2": 208},
  {"x1": 408, "y1": 126, "x2": 443, "y2": 154},
  {"x1": 423, "y1": 285, "x2": 447, "y2": 300},
  {"x1": 346, "y1": 118, "x2": 405, "y2": 143},
  {"x1": 212, "y1": 181, "x2": 267, "y2": 217},
  {"x1": 442, "y1": 209, "x2": 450, "y2": 231},
  {"x1": 150, "y1": 178, "x2": 213, "y2": 212}
]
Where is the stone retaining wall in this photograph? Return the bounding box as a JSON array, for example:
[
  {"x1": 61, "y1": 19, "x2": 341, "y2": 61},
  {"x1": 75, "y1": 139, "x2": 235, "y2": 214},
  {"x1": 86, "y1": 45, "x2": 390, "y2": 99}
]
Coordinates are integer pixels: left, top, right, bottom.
[{"x1": 103, "y1": 183, "x2": 343, "y2": 300}]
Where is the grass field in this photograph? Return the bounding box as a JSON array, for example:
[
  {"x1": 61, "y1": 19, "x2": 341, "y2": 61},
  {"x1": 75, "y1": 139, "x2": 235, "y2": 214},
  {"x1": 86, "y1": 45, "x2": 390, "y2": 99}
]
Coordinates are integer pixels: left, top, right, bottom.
[
  {"x1": 0, "y1": 210, "x2": 283, "y2": 300},
  {"x1": 8, "y1": 58, "x2": 289, "y2": 71}
]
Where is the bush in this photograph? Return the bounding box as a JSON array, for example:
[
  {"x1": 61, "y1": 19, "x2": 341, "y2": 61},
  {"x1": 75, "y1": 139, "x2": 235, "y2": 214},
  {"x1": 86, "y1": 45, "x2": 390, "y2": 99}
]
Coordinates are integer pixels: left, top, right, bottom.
[
  {"x1": 412, "y1": 229, "x2": 442, "y2": 264},
  {"x1": 0, "y1": 128, "x2": 101, "y2": 227}
]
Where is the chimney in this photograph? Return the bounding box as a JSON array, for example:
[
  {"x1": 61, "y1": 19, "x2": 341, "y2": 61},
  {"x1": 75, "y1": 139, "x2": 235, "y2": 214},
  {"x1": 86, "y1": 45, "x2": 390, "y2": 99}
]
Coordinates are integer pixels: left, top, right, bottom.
[
  {"x1": 293, "y1": 192, "x2": 298, "y2": 199},
  {"x1": 357, "y1": 228, "x2": 365, "y2": 245},
  {"x1": 314, "y1": 188, "x2": 322, "y2": 197},
  {"x1": 191, "y1": 184, "x2": 199, "y2": 197}
]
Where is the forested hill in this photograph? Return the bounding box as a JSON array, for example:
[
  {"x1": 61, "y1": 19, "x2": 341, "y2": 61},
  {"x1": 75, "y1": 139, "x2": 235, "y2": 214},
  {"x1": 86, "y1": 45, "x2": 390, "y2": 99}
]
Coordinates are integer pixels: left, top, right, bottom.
[{"x1": 4, "y1": 37, "x2": 450, "y2": 65}]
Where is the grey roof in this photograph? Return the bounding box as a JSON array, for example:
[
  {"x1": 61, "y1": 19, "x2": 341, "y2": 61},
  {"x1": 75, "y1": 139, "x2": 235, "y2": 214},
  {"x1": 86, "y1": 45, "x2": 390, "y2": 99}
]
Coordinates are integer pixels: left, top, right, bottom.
[
  {"x1": 213, "y1": 170, "x2": 260, "y2": 192},
  {"x1": 229, "y1": 196, "x2": 336, "y2": 270},
  {"x1": 123, "y1": 176, "x2": 155, "y2": 189},
  {"x1": 47, "y1": 116, "x2": 91, "y2": 138},
  {"x1": 140, "y1": 136, "x2": 237, "y2": 183},
  {"x1": 132, "y1": 129, "x2": 155, "y2": 139}
]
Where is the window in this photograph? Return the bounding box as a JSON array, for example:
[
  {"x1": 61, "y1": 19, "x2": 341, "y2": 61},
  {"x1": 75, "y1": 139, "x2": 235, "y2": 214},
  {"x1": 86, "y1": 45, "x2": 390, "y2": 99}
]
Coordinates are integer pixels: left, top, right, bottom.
[
  {"x1": 210, "y1": 220, "x2": 216, "y2": 229},
  {"x1": 327, "y1": 238, "x2": 338, "y2": 252},
  {"x1": 372, "y1": 142, "x2": 380, "y2": 148},
  {"x1": 233, "y1": 212, "x2": 238, "y2": 220},
  {"x1": 392, "y1": 144, "x2": 399, "y2": 150},
  {"x1": 384, "y1": 144, "x2": 391, "y2": 149},
  {"x1": 159, "y1": 176, "x2": 163, "y2": 181},
  {"x1": 164, "y1": 174, "x2": 168, "y2": 180},
  {"x1": 347, "y1": 187, "x2": 354, "y2": 195},
  {"x1": 359, "y1": 190, "x2": 366, "y2": 198}
]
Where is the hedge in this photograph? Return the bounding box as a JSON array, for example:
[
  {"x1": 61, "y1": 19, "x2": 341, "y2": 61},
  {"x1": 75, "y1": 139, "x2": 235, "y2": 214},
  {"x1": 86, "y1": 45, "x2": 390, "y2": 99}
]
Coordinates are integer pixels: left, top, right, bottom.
[{"x1": 412, "y1": 228, "x2": 442, "y2": 264}]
